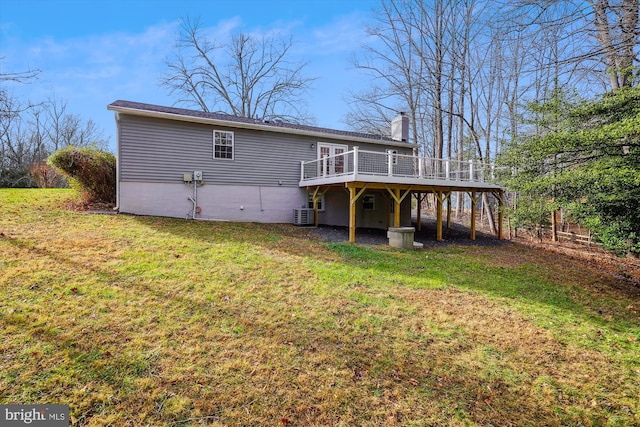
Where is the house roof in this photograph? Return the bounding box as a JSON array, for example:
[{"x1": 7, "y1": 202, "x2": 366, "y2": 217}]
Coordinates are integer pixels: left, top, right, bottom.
[{"x1": 107, "y1": 100, "x2": 415, "y2": 148}]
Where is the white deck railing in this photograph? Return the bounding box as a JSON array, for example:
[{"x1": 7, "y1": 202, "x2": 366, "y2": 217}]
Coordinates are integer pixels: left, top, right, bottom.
[{"x1": 300, "y1": 147, "x2": 496, "y2": 184}]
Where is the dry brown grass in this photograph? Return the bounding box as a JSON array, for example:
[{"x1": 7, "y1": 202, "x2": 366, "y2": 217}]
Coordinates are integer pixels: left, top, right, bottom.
[{"x1": 1, "y1": 189, "x2": 638, "y2": 426}]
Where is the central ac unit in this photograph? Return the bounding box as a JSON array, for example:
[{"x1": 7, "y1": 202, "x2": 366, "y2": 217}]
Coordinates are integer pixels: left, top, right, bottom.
[{"x1": 293, "y1": 208, "x2": 314, "y2": 226}]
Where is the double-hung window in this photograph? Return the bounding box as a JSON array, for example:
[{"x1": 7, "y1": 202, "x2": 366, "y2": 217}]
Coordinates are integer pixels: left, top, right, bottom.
[
  {"x1": 308, "y1": 193, "x2": 325, "y2": 211},
  {"x1": 214, "y1": 130, "x2": 234, "y2": 160},
  {"x1": 362, "y1": 194, "x2": 375, "y2": 210}
]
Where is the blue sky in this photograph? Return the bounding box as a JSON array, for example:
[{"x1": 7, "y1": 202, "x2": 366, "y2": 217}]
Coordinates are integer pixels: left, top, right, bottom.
[{"x1": 0, "y1": 0, "x2": 380, "y2": 152}]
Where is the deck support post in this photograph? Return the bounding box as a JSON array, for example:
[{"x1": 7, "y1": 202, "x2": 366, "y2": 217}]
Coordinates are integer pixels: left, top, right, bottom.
[
  {"x1": 313, "y1": 197, "x2": 319, "y2": 227},
  {"x1": 347, "y1": 183, "x2": 369, "y2": 243},
  {"x1": 327, "y1": 176, "x2": 504, "y2": 245},
  {"x1": 349, "y1": 186, "x2": 356, "y2": 243},
  {"x1": 384, "y1": 185, "x2": 412, "y2": 229},
  {"x1": 436, "y1": 191, "x2": 443, "y2": 241},
  {"x1": 446, "y1": 191, "x2": 452, "y2": 229},
  {"x1": 311, "y1": 186, "x2": 325, "y2": 227},
  {"x1": 470, "y1": 192, "x2": 476, "y2": 240},
  {"x1": 468, "y1": 191, "x2": 481, "y2": 240},
  {"x1": 431, "y1": 191, "x2": 451, "y2": 241}
]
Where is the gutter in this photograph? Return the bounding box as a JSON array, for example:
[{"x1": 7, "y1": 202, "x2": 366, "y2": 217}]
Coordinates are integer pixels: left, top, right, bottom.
[{"x1": 106, "y1": 104, "x2": 417, "y2": 149}]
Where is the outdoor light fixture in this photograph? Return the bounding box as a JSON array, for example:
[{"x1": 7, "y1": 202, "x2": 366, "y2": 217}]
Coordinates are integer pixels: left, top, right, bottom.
[{"x1": 310, "y1": 143, "x2": 315, "y2": 148}]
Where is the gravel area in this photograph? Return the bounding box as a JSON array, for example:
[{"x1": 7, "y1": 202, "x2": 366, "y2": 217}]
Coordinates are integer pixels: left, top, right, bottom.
[{"x1": 311, "y1": 218, "x2": 506, "y2": 248}]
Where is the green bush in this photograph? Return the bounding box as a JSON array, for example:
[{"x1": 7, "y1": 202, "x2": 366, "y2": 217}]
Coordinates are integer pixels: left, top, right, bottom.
[
  {"x1": 48, "y1": 146, "x2": 116, "y2": 204},
  {"x1": 591, "y1": 220, "x2": 640, "y2": 257},
  {"x1": 0, "y1": 168, "x2": 36, "y2": 188}
]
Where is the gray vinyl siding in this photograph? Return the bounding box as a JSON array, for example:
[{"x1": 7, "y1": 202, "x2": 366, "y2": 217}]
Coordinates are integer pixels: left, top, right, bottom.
[{"x1": 119, "y1": 114, "x2": 412, "y2": 186}]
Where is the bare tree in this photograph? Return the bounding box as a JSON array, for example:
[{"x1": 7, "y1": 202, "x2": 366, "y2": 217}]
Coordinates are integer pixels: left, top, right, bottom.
[
  {"x1": 345, "y1": 0, "x2": 638, "y2": 237},
  {"x1": 346, "y1": 0, "x2": 453, "y2": 159},
  {"x1": 416, "y1": 0, "x2": 449, "y2": 159},
  {"x1": 162, "y1": 18, "x2": 316, "y2": 123},
  {"x1": 590, "y1": 0, "x2": 639, "y2": 89},
  {"x1": 0, "y1": 93, "x2": 38, "y2": 186},
  {"x1": 343, "y1": 87, "x2": 398, "y2": 136},
  {"x1": 345, "y1": 0, "x2": 426, "y2": 152},
  {"x1": 1, "y1": 60, "x2": 109, "y2": 187},
  {"x1": 0, "y1": 58, "x2": 40, "y2": 84},
  {"x1": 1, "y1": 94, "x2": 108, "y2": 187},
  {"x1": 41, "y1": 97, "x2": 107, "y2": 151},
  {"x1": 502, "y1": 0, "x2": 639, "y2": 92},
  {"x1": 1, "y1": 64, "x2": 39, "y2": 186}
]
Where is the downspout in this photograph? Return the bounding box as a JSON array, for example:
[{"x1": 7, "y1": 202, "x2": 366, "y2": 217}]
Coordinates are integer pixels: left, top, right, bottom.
[{"x1": 114, "y1": 112, "x2": 121, "y2": 211}]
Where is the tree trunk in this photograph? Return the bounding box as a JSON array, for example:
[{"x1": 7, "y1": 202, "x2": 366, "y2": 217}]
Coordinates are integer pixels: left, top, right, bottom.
[{"x1": 482, "y1": 193, "x2": 497, "y2": 235}]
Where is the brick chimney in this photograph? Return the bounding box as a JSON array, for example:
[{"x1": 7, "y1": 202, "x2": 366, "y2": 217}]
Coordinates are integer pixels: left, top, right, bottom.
[{"x1": 391, "y1": 112, "x2": 409, "y2": 142}]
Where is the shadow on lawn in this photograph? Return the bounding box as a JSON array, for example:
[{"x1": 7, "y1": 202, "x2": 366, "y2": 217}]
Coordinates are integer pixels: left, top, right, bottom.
[
  {"x1": 125, "y1": 215, "x2": 639, "y2": 425},
  {"x1": 131, "y1": 215, "x2": 639, "y2": 331}
]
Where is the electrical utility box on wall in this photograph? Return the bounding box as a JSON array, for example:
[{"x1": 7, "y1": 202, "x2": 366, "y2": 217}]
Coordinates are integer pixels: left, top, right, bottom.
[
  {"x1": 183, "y1": 173, "x2": 193, "y2": 183},
  {"x1": 193, "y1": 171, "x2": 203, "y2": 181}
]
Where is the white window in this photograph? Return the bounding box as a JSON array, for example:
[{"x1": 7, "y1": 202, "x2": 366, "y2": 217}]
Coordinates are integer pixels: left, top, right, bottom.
[
  {"x1": 308, "y1": 193, "x2": 325, "y2": 211},
  {"x1": 362, "y1": 194, "x2": 375, "y2": 210},
  {"x1": 214, "y1": 130, "x2": 234, "y2": 160}
]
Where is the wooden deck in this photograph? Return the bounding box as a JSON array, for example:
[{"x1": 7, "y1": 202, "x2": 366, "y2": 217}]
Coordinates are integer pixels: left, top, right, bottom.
[
  {"x1": 300, "y1": 147, "x2": 501, "y2": 189},
  {"x1": 300, "y1": 148, "x2": 504, "y2": 243}
]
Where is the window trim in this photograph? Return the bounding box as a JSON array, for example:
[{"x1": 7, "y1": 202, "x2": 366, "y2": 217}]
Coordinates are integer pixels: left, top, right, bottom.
[
  {"x1": 213, "y1": 130, "x2": 234, "y2": 160},
  {"x1": 317, "y1": 142, "x2": 349, "y2": 175},
  {"x1": 308, "y1": 192, "x2": 325, "y2": 212},
  {"x1": 362, "y1": 194, "x2": 375, "y2": 211},
  {"x1": 317, "y1": 142, "x2": 349, "y2": 160}
]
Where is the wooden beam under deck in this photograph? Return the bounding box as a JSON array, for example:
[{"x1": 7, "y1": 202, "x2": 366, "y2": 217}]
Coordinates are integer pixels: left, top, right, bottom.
[
  {"x1": 304, "y1": 181, "x2": 502, "y2": 244},
  {"x1": 432, "y1": 191, "x2": 451, "y2": 242},
  {"x1": 349, "y1": 186, "x2": 356, "y2": 243},
  {"x1": 467, "y1": 191, "x2": 482, "y2": 240},
  {"x1": 345, "y1": 183, "x2": 369, "y2": 243},
  {"x1": 384, "y1": 185, "x2": 412, "y2": 228}
]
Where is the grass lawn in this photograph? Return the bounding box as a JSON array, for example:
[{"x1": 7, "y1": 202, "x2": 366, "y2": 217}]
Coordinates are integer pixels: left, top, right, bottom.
[{"x1": 1, "y1": 189, "x2": 638, "y2": 426}]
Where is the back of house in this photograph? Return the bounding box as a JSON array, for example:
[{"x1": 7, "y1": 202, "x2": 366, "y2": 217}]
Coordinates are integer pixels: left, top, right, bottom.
[{"x1": 107, "y1": 100, "x2": 415, "y2": 229}]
